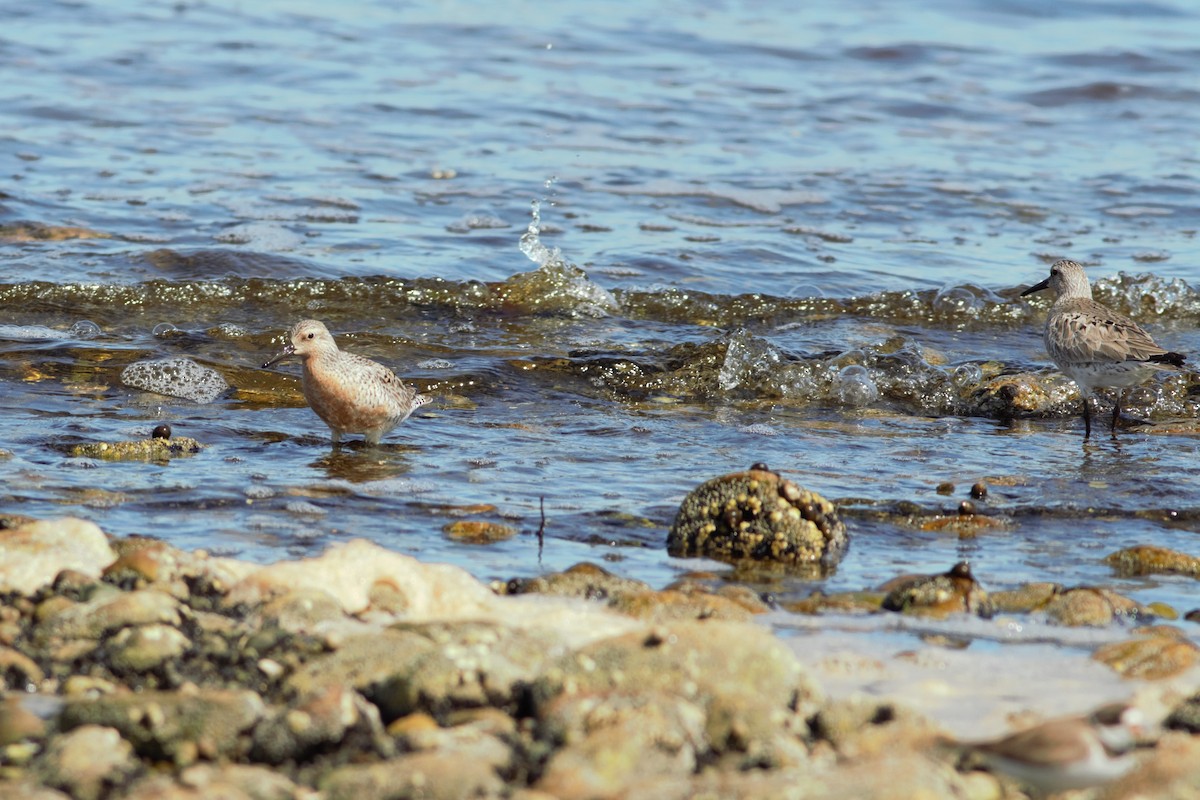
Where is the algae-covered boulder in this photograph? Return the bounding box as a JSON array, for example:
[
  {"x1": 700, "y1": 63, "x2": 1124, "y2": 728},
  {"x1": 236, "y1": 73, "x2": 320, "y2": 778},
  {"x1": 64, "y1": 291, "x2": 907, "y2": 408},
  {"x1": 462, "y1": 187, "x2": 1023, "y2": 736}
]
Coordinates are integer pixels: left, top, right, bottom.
[{"x1": 668, "y1": 466, "x2": 846, "y2": 569}]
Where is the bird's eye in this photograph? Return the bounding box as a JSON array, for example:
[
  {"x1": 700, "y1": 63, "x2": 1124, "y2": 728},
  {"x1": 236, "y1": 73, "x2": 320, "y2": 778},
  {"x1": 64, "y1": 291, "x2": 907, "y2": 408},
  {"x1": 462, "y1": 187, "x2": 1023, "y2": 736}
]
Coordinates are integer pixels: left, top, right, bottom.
[{"x1": 1050, "y1": 268, "x2": 1058, "y2": 275}]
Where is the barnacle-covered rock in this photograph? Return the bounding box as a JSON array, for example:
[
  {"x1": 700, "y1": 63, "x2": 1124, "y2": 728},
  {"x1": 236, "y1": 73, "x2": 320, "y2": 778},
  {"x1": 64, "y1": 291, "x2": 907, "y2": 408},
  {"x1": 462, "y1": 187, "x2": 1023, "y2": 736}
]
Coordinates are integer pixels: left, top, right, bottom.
[{"x1": 667, "y1": 466, "x2": 847, "y2": 570}]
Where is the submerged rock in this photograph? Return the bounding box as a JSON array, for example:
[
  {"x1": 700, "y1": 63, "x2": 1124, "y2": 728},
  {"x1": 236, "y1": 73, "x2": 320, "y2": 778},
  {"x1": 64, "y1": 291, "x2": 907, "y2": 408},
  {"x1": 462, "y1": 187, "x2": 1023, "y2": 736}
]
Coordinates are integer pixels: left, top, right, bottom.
[
  {"x1": 69, "y1": 437, "x2": 203, "y2": 462},
  {"x1": 503, "y1": 562, "x2": 766, "y2": 622},
  {"x1": 880, "y1": 562, "x2": 993, "y2": 618},
  {"x1": 1043, "y1": 587, "x2": 1150, "y2": 627},
  {"x1": 1105, "y1": 545, "x2": 1200, "y2": 578},
  {"x1": 970, "y1": 373, "x2": 1057, "y2": 418},
  {"x1": 668, "y1": 466, "x2": 847, "y2": 570},
  {"x1": 441, "y1": 520, "x2": 517, "y2": 544},
  {"x1": 1092, "y1": 628, "x2": 1200, "y2": 680}
]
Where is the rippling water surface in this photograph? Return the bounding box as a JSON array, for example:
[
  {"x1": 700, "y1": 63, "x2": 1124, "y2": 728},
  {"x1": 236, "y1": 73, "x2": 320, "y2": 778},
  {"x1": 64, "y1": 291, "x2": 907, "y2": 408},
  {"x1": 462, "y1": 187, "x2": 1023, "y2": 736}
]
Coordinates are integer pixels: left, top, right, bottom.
[{"x1": 4, "y1": 0, "x2": 1200, "y2": 687}]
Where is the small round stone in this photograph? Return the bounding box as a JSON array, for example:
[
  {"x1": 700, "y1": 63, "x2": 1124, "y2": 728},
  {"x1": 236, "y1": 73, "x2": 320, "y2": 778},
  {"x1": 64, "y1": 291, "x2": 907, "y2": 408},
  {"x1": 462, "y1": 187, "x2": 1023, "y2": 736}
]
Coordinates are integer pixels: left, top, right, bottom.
[{"x1": 969, "y1": 481, "x2": 988, "y2": 499}]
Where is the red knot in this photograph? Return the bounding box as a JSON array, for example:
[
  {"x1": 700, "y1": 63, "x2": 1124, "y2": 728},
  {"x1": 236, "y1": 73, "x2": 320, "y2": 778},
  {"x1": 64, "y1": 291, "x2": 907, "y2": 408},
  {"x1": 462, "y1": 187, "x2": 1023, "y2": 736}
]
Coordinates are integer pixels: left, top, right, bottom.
[
  {"x1": 1021, "y1": 259, "x2": 1185, "y2": 439},
  {"x1": 262, "y1": 319, "x2": 431, "y2": 446}
]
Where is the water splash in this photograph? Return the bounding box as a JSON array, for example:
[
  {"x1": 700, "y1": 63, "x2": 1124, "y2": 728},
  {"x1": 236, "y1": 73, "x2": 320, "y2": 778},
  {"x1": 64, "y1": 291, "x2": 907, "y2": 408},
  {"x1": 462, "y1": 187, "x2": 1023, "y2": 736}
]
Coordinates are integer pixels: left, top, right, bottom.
[{"x1": 518, "y1": 198, "x2": 561, "y2": 267}]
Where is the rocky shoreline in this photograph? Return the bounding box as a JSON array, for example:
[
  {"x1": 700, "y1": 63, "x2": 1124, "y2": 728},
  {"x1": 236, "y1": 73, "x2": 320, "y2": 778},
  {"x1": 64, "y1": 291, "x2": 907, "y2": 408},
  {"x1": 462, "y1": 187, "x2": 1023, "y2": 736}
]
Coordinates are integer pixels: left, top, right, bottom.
[{"x1": 2, "y1": 515, "x2": 1200, "y2": 799}]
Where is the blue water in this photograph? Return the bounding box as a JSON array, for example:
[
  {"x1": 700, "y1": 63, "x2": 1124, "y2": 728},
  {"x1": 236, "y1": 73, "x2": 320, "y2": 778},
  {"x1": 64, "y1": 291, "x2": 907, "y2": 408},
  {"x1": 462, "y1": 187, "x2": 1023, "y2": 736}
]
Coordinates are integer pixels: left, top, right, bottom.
[{"x1": 3, "y1": 0, "x2": 1200, "y2": 658}]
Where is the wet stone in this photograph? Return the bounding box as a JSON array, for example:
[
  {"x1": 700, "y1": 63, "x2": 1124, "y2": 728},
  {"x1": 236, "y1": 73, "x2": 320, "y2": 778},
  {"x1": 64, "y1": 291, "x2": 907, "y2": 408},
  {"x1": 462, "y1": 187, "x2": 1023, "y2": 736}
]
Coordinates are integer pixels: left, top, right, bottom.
[
  {"x1": 1042, "y1": 586, "x2": 1149, "y2": 627},
  {"x1": 667, "y1": 467, "x2": 847, "y2": 569},
  {"x1": 970, "y1": 374, "x2": 1054, "y2": 418},
  {"x1": 503, "y1": 561, "x2": 652, "y2": 602},
  {"x1": 441, "y1": 520, "x2": 518, "y2": 544},
  {"x1": 784, "y1": 590, "x2": 885, "y2": 615},
  {"x1": 1105, "y1": 544, "x2": 1200, "y2": 578},
  {"x1": 988, "y1": 582, "x2": 1061, "y2": 614},
  {"x1": 69, "y1": 436, "x2": 203, "y2": 462},
  {"x1": 607, "y1": 586, "x2": 759, "y2": 622},
  {"x1": 1092, "y1": 629, "x2": 1200, "y2": 679},
  {"x1": 880, "y1": 562, "x2": 993, "y2": 618}
]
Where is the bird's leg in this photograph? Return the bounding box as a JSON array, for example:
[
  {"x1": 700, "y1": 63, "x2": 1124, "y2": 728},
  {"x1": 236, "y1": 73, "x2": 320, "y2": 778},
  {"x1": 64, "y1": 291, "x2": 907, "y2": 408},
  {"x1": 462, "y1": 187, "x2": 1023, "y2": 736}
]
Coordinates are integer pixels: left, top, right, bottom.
[
  {"x1": 1111, "y1": 391, "x2": 1122, "y2": 438},
  {"x1": 1082, "y1": 395, "x2": 1092, "y2": 440}
]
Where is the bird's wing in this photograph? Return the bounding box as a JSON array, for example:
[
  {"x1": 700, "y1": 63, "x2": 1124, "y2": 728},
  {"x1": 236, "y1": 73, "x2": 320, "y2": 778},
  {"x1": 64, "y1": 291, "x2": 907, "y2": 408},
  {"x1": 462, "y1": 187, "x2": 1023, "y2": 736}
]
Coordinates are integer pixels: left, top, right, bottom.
[
  {"x1": 1049, "y1": 301, "x2": 1168, "y2": 364},
  {"x1": 974, "y1": 720, "x2": 1092, "y2": 767},
  {"x1": 343, "y1": 352, "x2": 421, "y2": 401}
]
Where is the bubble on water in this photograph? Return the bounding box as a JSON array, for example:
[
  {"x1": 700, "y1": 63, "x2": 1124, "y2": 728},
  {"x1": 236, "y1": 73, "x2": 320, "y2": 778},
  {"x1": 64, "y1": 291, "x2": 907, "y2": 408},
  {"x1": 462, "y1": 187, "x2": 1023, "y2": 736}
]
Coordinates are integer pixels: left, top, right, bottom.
[
  {"x1": 120, "y1": 357, "x2": 229, "y2": 403},
  {"x1": 153, "y1": 323, "x2": 181, "y2": 338},
  {"x1": 830, "y1": 364, "x2": 879, "y2": 406},
  {"x1": 68, "y1": 320, "x2": 101, "y2": 339},
  {"x1": 952, "y1": 363, "x2": 983, "y2": 388},
  {"x1": 932, "y1": 284, "x2": 982, "y2": 317}
]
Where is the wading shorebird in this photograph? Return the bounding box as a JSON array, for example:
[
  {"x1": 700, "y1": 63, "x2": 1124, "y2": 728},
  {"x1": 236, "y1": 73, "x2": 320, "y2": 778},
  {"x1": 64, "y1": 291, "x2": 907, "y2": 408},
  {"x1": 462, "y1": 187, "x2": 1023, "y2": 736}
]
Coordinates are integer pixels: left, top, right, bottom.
[
  {"x1": 262, "y1": 319, "x2": 430, "y2": 446},
  {"x1": 1021, "y1": 259, "x2": 1185, "y2": 439},
  {"x1": 962, "y1": 702, "x2": 1146, "y2": 796}
]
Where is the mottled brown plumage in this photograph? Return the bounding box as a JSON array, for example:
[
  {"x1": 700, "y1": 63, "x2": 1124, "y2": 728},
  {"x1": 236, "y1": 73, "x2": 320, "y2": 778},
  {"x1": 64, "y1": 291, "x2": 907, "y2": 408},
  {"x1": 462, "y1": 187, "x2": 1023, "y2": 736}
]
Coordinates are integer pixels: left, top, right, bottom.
[
  {"x1": 262, "y1": 320, "x2": 430, "y2": 446},
  {"x1": 1021, "y1": 259, "x2": 1185, "y2": 438}
]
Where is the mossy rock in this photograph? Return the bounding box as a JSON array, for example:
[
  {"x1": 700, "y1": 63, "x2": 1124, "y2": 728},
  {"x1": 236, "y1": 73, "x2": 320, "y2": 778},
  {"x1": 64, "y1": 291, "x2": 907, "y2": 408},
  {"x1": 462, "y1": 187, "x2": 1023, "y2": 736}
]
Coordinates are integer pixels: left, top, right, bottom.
[{"x1": 69, "y1": 437, "x2": 203, "y2": 461}]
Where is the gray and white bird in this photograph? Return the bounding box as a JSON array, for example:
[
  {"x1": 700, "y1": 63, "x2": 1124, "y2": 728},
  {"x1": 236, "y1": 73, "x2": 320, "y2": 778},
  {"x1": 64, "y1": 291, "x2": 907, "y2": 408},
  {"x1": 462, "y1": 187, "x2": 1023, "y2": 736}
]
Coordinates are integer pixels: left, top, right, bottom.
[
  {"x1": 1021, "y1": 259, "x2": 1185, "y2": 438},
  {"x1": 262, "y1": 319, "x2": 430, "y2": 446}
]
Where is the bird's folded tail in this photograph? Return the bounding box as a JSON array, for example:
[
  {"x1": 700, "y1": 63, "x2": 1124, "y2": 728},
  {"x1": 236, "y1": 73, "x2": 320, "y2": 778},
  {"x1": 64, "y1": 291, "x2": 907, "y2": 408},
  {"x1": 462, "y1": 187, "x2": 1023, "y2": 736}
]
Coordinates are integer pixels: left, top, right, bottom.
[{"x1": 1148, "y1": 351, "x2": 1186, "y2": 368}]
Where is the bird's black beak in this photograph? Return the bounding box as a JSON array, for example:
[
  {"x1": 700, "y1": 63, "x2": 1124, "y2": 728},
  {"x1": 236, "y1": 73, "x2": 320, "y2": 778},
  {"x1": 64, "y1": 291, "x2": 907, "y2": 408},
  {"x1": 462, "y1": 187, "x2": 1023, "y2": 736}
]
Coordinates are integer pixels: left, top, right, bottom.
[
  {"x1": 1020, "y1": 276, "x2": 1051, "y2": 297},
  {"x1": 261, "y1": 344, "x2": 295, "y2": 369}
]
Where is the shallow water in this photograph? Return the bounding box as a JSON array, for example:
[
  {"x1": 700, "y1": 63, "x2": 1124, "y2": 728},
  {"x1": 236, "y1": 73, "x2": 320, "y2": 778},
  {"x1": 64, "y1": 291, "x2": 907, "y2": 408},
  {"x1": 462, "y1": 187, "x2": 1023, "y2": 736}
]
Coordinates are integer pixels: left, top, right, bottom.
[{"x1": 4, "y1": 0, "x2": 1200, "y2": 716}]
